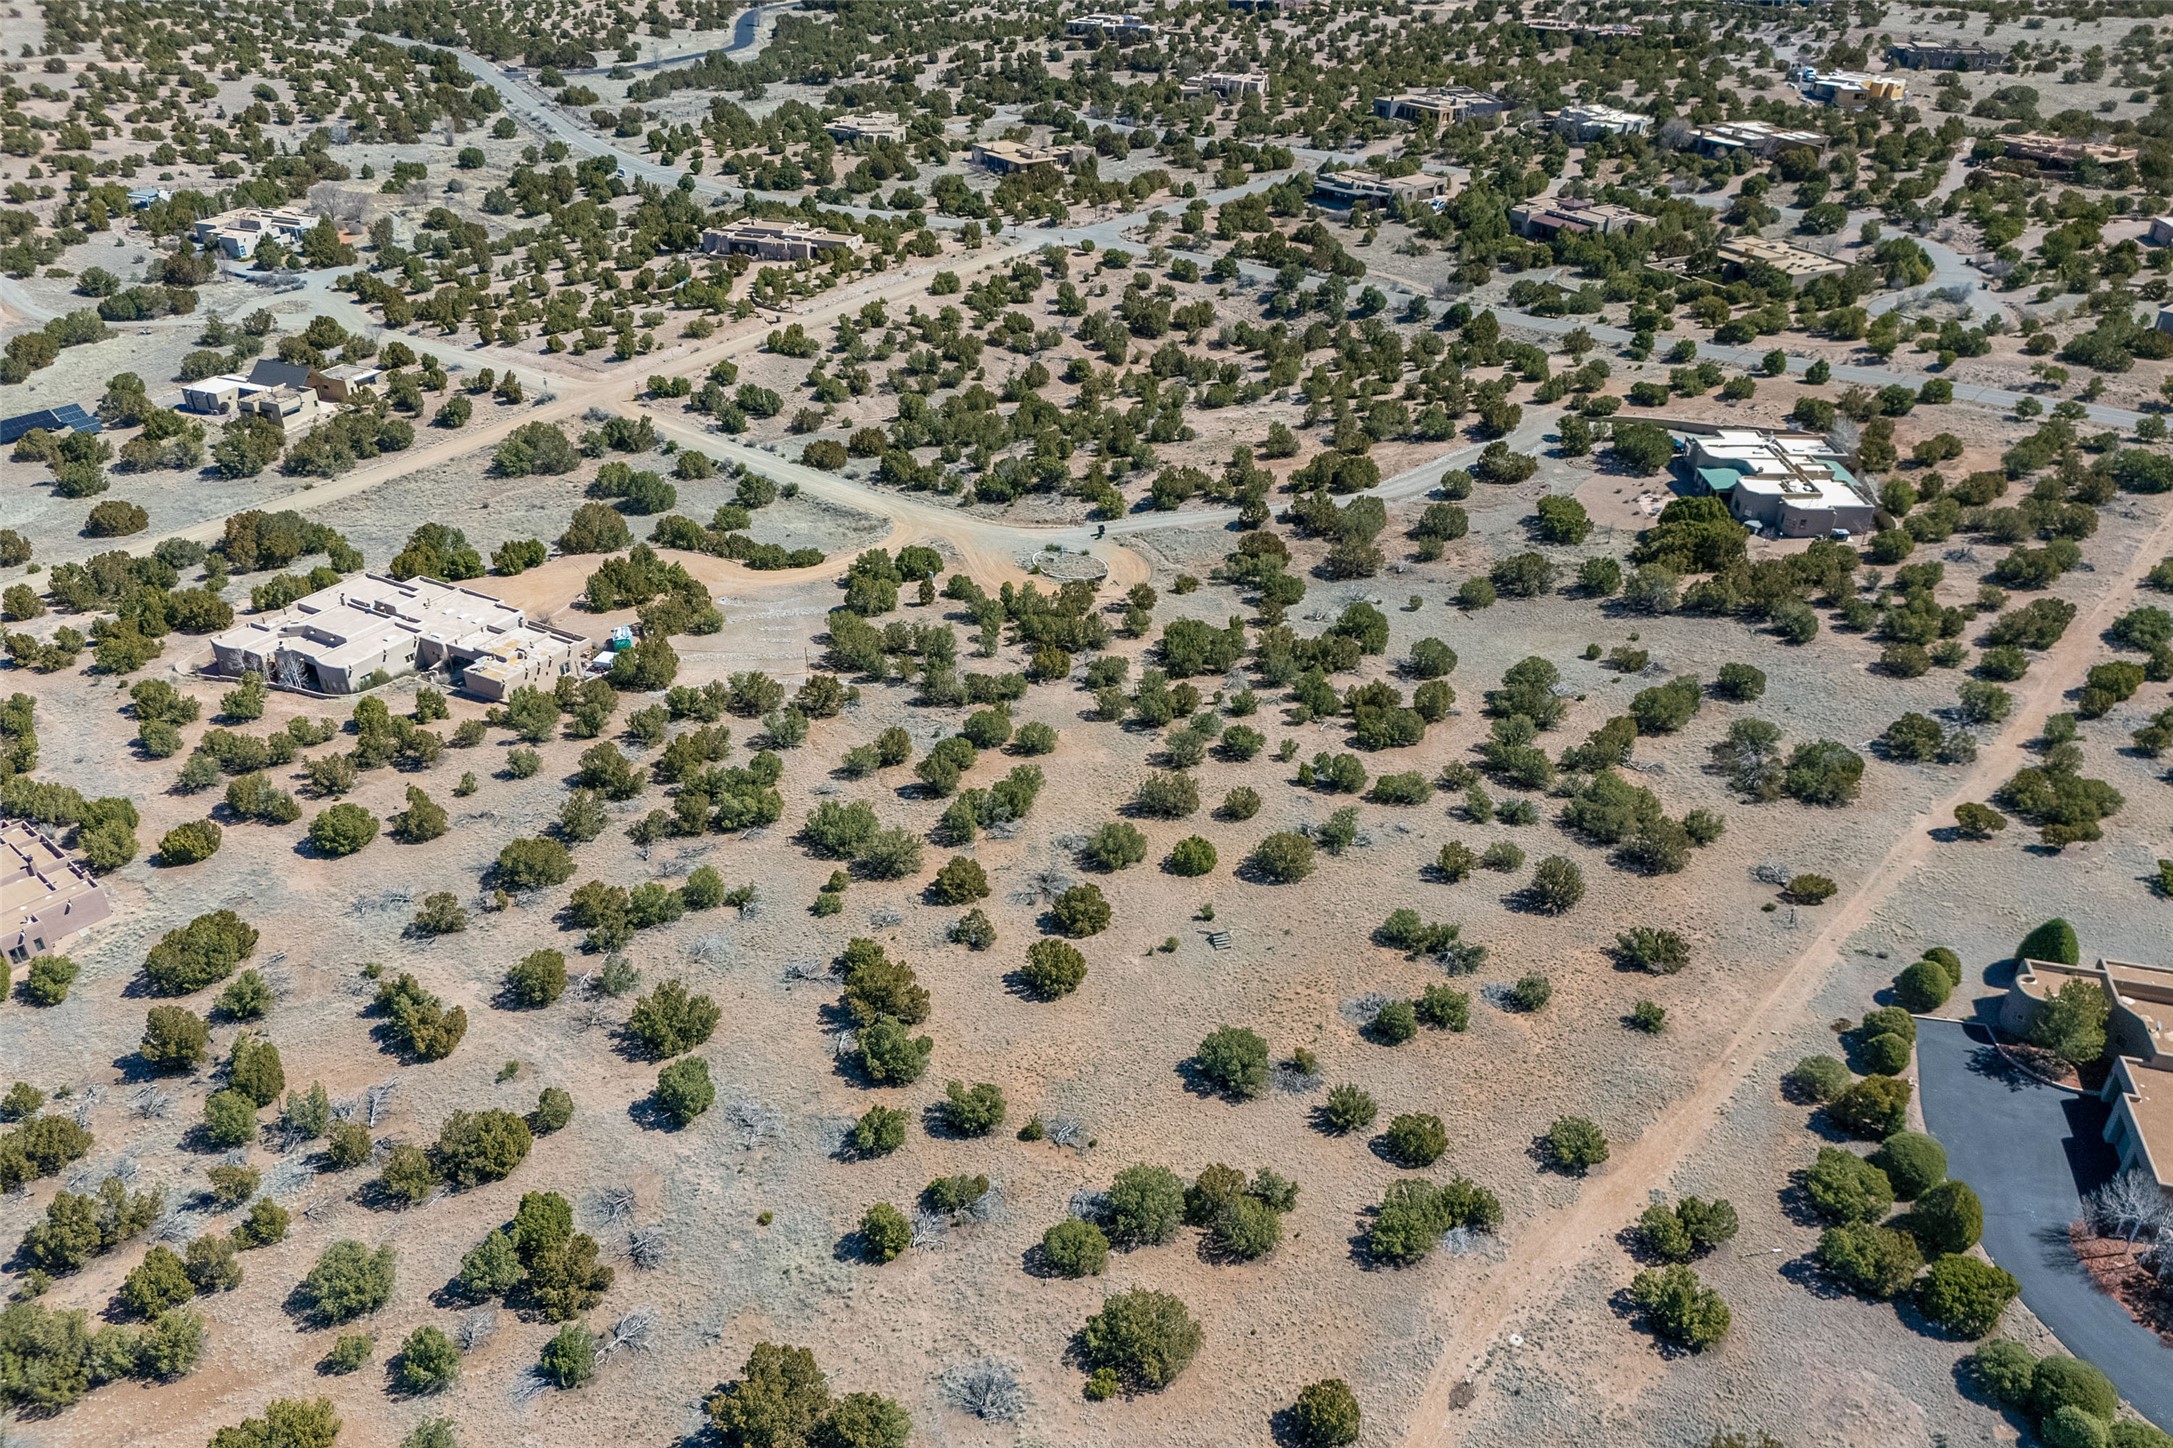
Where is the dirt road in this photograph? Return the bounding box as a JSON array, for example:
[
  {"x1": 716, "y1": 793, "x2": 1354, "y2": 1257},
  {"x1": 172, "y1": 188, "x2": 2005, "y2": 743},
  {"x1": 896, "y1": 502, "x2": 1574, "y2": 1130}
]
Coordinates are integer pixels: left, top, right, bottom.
[{"x1": 1398, "y1": 493, "x2": 2173, "y2": 1448}]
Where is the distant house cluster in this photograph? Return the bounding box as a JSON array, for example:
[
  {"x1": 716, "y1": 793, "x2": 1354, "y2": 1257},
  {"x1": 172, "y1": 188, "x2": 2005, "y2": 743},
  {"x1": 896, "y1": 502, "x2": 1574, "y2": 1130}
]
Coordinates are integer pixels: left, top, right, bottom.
[
  {"x1": 180, "y1": 358, "x2": 384, "y2": 433},
  {"x1": 1372, "y1": 86, "x2": 1510, "y2": 125},
  {"x1": 1311, "y1": 168, "x2": 1449, "y2": 209},
  {"x1": 1679, "y1": 427, "x2": 1876, "y2": 537},
  {"x1": 208, "y1": 573, "x2": 589, "y2": 700},
  {"x1": 698, "y1": 220, "x2": 859, "y2": 261},
  {"x1": 190, "y1": 206, "x2": 322, "y2": 260},
  {"x1": 0, "y1": 821, "x2": 110, "y2": 964},
  {"x1": 2004, "y1": 958, "x2": 2173, "y2": 1198}
]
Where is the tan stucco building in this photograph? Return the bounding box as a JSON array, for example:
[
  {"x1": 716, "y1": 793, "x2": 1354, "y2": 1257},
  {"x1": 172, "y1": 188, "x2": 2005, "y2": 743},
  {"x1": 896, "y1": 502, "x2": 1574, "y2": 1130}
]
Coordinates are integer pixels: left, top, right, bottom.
[
  {"x1": 2003, "y1": 957, "x2": 2173, "y2": 1195},
  {"x1": 0, "y1": 821, "x2": 111, "y2": 962}
]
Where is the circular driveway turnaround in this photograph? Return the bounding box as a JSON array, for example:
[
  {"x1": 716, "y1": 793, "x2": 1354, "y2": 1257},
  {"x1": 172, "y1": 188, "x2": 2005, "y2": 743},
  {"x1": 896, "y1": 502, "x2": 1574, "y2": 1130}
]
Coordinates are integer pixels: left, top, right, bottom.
[{"x1": 1915, "y1": 1016, "x2": 2173, "y2": 1428}]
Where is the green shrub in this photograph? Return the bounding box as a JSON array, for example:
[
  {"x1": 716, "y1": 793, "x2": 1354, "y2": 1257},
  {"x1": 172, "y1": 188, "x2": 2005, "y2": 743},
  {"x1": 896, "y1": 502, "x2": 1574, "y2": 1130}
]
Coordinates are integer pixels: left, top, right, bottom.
[
  {"x1": 1627, "y1": 1265, "x2": 1731, "y2": 1350},
  {"x1": 1872, "y1": 1131, "x2": 1947, "y2": 1199},
  {"x1": 140, "y1": 1005, "x2": 210, "y2": 1071},
  {"x1": 1803, "y1": 1147, "x2": 1894, "y2": 1223},
  {"x1": 307, "y1": 803, "x2": 378, "y2": 857},
  {"x1": 1042, "y1": 1217, "x2": 1110, "y2": 1277},
  {"x1": 939, "y1": 1080, "x2": 1006, "y2": 1136},
  {"x1": 1543, "y1": 1116, "x2": 1608, "y2": 1173},
  {"x1": 1080, "y1": 1288, "x2": 1202, "y2": 1391},
  {"x1": 1968, "y1": 1338, "x2": 2039, "y2": 1406},
  {"x1": 1020, "y1": 938, "x2": 1087, "y2": 999},
  {"x1": 1288, "y1": 1378, "x2": 1362, "y2": 1447},
  {"x1": 1893, "y1": 958, "x2": 1953, "y2": 1013},
  {"x1": 1194, "y1": 1025, "x2": 1270, "y2": 1099},
  {"x1": 1816, "y1": 1222, "x2": 1923, "y2": 1299},
  {"x1": 1916, "y1": 1253, "x2": 2018, "y2": 1337},
  {"x1": 295, "y1": 1240, "x2": 396, "y2": 1326},
  {"x1": 2031, "y1": 1355, "x2": 2120, "y2": 1424},
  {"x1": 1908, "y1": 1179, "x2": 1983, "y2": 1255},
  {"x1": 860, "y1": 1202, "x2": 911, "y2": 1263},
  {"x1": 394, "y1": 1324, "x2": 461, "y2": 1395},
  {"x1": 1382, "y1": 1112, "x2": 1447, "y2": 1167},
  {"x1": 654, "y1": 1057, "x2": 715, "y2": 1127},
  {"x1": 539, "y1": 1321, "x2": 596, "y2": 1390},
  {"x1": 158, "y1": 819, "x2": 223, "y2": 866},
  {"x1": 1166, "y1": 835, "x2": 1217, "y2": 876},
  {"x1": 506, "y1": 949, "x2": 567, "y2": 1008},
  {"x1": 1830, "y1": 1075, "x2": 1911, "y2": 1137},
  {"x1": 1106, "y1": 1164, "x2": 1187, "y2": 1246},
  {"x1": 2019, "y1": 917, "x2": 2081, "y2": 965}
]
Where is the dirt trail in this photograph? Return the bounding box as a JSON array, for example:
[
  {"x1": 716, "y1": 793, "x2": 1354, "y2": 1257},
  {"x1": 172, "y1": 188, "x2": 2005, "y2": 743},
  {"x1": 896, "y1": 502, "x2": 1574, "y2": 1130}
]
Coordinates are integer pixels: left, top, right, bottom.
[{"x1": 1400, "y1": 496, "x2": 2173, "y2": 1448}]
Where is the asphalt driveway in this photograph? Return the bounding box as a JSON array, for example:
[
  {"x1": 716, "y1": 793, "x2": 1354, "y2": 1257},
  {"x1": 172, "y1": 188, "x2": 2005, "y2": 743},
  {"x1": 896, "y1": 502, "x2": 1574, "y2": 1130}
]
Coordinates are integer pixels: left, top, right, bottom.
[{"x1": 1915, "y1": 1017, "x2": 2173, "y2": 1428}]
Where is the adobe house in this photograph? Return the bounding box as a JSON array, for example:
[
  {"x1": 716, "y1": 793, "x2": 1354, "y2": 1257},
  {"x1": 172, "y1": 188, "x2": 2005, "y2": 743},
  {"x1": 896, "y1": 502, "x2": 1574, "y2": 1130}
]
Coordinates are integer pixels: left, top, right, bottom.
[
  {"x1": 2004, "y1": 957, "x2": 2173, "y2": 1195},
  {"x1": 0, "y1": 821, "x2": 111, "y2": 963}
]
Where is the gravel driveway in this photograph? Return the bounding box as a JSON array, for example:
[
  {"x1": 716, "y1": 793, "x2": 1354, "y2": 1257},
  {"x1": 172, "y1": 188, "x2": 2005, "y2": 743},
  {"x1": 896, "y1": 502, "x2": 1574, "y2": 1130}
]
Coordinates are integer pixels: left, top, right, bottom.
[{"x1": 1915, "y1": 1017, "x2": 2173, "y2": 1428}]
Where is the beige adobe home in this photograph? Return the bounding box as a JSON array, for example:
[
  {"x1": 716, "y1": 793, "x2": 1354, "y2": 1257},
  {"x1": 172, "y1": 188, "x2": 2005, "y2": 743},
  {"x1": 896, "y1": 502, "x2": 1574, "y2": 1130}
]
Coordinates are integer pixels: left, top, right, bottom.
[
  {"x1": 206, "y1": 573, "x2": 588, "y2": 701},
  {"x1": 2003, "y1": 957, "x2": 2173, "y2": 1195},
  {"x1": 0, "y1": 821, "x2": 111, "y2": 963}
]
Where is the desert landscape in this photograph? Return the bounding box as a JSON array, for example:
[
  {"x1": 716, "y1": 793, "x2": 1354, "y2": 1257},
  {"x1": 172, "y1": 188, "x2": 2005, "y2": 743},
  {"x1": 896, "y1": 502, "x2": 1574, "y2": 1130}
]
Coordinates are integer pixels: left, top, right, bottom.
[{"x1": 7, "y1": 0, "x2": 2173, "y2": 1446}]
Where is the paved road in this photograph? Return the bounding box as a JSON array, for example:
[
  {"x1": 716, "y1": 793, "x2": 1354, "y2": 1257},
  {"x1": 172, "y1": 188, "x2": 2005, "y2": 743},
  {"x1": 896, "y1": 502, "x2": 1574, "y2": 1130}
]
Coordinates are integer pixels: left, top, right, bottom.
[{"x1": 1915, "y1": 1017, "x2": 2173, "y2": 1429}]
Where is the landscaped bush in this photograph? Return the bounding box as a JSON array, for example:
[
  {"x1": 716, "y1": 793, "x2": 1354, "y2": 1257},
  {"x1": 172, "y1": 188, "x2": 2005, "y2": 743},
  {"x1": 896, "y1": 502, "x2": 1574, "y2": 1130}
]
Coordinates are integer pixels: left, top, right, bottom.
[
  {"x1": 1871, "y1": 1131, "x2": 1946, "y2": 1200},
  {"x1": 1917, "y1": 1253, "x2": 2019, "y2": 1337}
]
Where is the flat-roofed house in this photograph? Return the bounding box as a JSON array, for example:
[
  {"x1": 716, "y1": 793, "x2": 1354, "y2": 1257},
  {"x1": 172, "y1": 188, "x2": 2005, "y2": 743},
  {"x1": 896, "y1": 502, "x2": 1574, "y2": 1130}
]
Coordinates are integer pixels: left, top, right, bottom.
[
  {"x1": 1312, "y1": 168, "x2": 1449, "y2": 208},
  {"x1": 1508, "y1": 198, "x2": 1646, "y2": 239},
  {"x1": 312, "y1": 363, "x2": 383, "y2": 403},
  {"x1": 2000, "y1": 132, "x2": 2139, "y2": 168},
  {"x1": 1692, "y1": 120, "x2": 1828, "y2": 158},
  {"x1": 1682, "y1": 427, "x2": 1875, "y2": 537},
  {"x1": 1065, "y1": 12, "x2": 1157, "y2": 41},
  {"x1": 1887, "y1": 38, "x2": 2006, "y2": 70},
  {"x1": 1199, "y1": 71, "x2": 1269, "y2": 96},
  {"x1": 1717, "y1": 234, "x2": 1852, "y2": 283},
  {"x1": 1373, "y1": 86, "x2": 1509, "y2": 125},
  {"x1": 970, "y1": 140, "x2": 1079, "y2": 175},
  {"x1": 1801, "y1": 70, "x2": 1906, "y2": 108},
  {"x1": 1554, "y1": 103, "x2": 1650, "y2": 139},
  {"x1": 190, "y1": 206, "x2": 319, "y2": 260},
  {"x1": 825, "y1": 115, "x2": 907, "y2": 144},
  {"x1": 208, "y1": 573, "x2": 589, "y2": 700},
  {"x1": 699, "y1": 220, "x2": 860, "y2": 261},
  {"x1": 0, "y1": 821, "x2": 110, "y2": 963}
]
